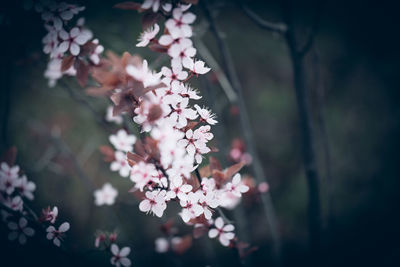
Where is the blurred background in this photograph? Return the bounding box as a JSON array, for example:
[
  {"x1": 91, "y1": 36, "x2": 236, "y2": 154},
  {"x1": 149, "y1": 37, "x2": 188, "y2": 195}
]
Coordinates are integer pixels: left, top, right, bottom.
[{"x1": 1, "y1": 0, "x2": 400, "y2": 266}]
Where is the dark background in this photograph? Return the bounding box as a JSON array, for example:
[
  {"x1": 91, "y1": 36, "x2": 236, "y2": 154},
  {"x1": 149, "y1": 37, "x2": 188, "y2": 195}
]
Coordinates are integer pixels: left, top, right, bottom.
[{"x1": 1, "y1": 0, "x2": 400, "y2": 266}]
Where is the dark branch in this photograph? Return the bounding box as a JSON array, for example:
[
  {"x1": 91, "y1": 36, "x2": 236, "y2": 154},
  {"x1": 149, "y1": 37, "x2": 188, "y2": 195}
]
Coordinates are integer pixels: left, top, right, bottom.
[{"x1": 241, "y1": 4, "x2": 287, "y2": 34}]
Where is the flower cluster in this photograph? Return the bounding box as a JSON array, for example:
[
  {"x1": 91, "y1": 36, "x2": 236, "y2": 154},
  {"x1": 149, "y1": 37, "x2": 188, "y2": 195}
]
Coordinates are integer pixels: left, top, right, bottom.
[
  {"x1": 99, "y1": 2, "x2": 250, "y2": 248},
  {"x1": 0, "y1": 161, "x2": 36, "y2": 245},
  {"x1": 36, "y1": 1, "x2": 103, "y2": 87},
  {"x1": 94, "y1": 231, "x2": 132, "y2": 267}
]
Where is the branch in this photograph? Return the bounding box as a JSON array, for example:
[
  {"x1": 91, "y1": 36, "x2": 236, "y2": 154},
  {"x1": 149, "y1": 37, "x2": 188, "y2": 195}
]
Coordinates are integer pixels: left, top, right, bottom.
[
  {"x1": 297, "y1": 0, "x2": 323, "y2": 56},
  {"x1": 282, "y1": 0, "x2": 322, "y2": 260},
  {"x1": 241, "y1": 4, "x2": 287, "y2": 34},
  {"x1": 59, "y1": 80, "x2": 112, "y2": 132},
  {"x1": 201, "y1": 0, "x2": 282, "y2": 262}
]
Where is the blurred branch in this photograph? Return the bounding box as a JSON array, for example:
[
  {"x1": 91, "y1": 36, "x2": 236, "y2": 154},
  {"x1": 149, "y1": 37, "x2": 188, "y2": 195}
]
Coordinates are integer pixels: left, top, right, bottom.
[
  {"x1": 241, "y1": 4, "x2": 287, "y2": 34},
  {"x1": 201, "y1": 0, "x2": 282, "y2": 262},
  {"x1": 312, "y1": 48, "x2": 334, "y2": 230},
  {"x1": 282, "y1": 0, "x2": 322, "y2": 261},
  {"x1": 297, "y1": 0, "x2": 323, "y2": 57},
  {"x1": 59, "y1": 80, "x2": 112, "y2": 132}
]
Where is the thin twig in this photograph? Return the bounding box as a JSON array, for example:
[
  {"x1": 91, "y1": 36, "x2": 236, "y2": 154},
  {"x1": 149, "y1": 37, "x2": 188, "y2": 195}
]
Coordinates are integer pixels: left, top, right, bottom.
[
  {"x1": 241, "y1": 4, "x2": 287, "y2": 34},
  {"x1": 201, "y1": 0, "x2": 282, "y2": 262},
  {"x1": 59, "y1": 80, "x2": 112, "y2": 132}
]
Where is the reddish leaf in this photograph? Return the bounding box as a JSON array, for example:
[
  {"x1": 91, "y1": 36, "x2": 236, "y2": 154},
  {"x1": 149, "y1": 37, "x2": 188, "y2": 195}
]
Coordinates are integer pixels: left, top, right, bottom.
[
  {"x1": 99, "y1": 145, "x2": 115, "y2": 162},
  {"x1": 212, "y1": 170, "x2": 226, "y2": 185},
  {"x1": 193, "y1": 224, "x2": 208, "y2": 239},
  {"x1": 209, "y1": 156, "x2": 222, "y2": 172},
  {"x1": 61, "y1": 55, "x2": 75, "y2": 72},
  {"x1": 198, "y1": 165, "x2": 211, "y2": 178},
  {"x1": 172, "y1": 235, "x2": 192, "y2": 255},
  {"x1": 75, "y1": 59, "x2": 90, "y2": 87},
  {"x1": 142, "y1": 12, "x2": 160, "y2": 30},
  {"x1": 114, "y1": 2, "x2": 142, "y2": 10},
  {"x1": 126, "y1": 151, "x2": 145, "y2": 166},
  {"x1": 0, "y1": 146, "x2": 17, "y2": 166},
  {"x1": 224, "y1": 161, "x2": 246, "y2": 180},
  {"x1": 149, "y1": 43, "x2": 168, "y2": 53},
  {"x1": 160, "y1": 219, "x2": 174, "y2": 235}
]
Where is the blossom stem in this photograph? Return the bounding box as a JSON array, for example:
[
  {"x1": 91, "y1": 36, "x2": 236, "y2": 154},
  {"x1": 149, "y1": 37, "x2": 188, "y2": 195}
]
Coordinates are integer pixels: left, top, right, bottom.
[{"x1": 201, "y1": 0, "x2": 282, "y2": 262}]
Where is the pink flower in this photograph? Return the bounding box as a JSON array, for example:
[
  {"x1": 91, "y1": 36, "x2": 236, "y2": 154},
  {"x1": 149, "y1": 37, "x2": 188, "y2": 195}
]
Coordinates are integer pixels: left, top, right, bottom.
[
  {"x1": 161, "y1": 65, "x2": 188, "y2": 87},
  {"x1": 58, "y1": 27, "x2": 92, "y2": 56},
  {"x1": 46, "y1": 222, "x2": 70, "y2": 247},
  {"x1": 111, "y1": 151, "x2": 131, "y2": 178},
  {"x1": 225, "y1": 173, "x2": 249, "y2": 197},
  {"x1": 109, "y1": 129, "x2": 137, "y2": 152},
  {"x1": 130, "y1": 162, "x2": 159, "y2": 191},
  {"x1": 141, "y1": 0, "x2": 160, "y2": 12},
  {"x1": 15, "y1": 175, "x2": 36, "y2": 200},
  {"x1": 137, "y1": 24, "x2": 160, "y2": 47},
  {"x1": 168, "y1": 38, "x2": 196, "y2": 67},
  {"x1": 139, "y1": 190, "x2": 167, "y2": 218},
  {"x1": 126, "y1": 60, "x2": 162, "y2": 88},
  {"x1": 8, "y1": 217, "x2": 35, "y2": 245},
  {"x1": 208, "y1": 217, "x2": 235, "y2": 246},
  {"x1": 165, "y1": 8, "x2": 196, "y2": 38},
  {"x1": 182, "y1": 58, "x2": 211, "y2": 75},
  {"x1": 169, "y1": 97, "x2": 197, "y2": 128},
  {"x1": 0, "y1": 163, "x2": 19, "y2": 195},
  {"x1": 179, "y1": 192, "x2": 203, "y2": 223},
  {"x1": 94, "y1": 183, "x2": 118, "y2": 206},
  {"x1": 41, "y1": 206, "x2": 58, "y2": 224},
  {"x1": 111, "y1": 244, "x2": 131, "y2": 267},
  {"x1": 166, "y1": 176, "x2": 192, "y2": 200},
  {"x1": 194, "y1": 105, "x2": 218, "y2": 125}
]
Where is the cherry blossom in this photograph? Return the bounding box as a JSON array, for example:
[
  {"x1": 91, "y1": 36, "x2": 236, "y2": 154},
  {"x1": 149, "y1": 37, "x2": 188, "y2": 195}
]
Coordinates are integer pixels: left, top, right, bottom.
[
  {"x1": 197, "y1": 191, "x2": 219, "y2": 220},
  {"x1": 168, "y1": 39, "x2": 196, "y2": 67},
  {"x1": 110, "y1": 151, "x2": 131, "y2": 177},
  {"x1": 161, "y1": 65, "x2": 188, "y2": 87},
  {"x1": 139, "y1": 190, "x2": 167, "y2": 217},
  {"x1": 110, "y1": 244, "x2": 131, "y2": 267},
  {"x1": 182, "y1": 58, "x2": 211, "y2": 75},
  {"x1": 166, "y1": 176, "x2": 192, "y2": 200},
  {"x1": 194, "y1": 104, "x2": 218, "y2": 125},
  {"x1": 169, "y1": 97, "x2": 198, "y2": 128},
  {"x1": 109, "y1": 129, "x2": 137, "y2": 152},
  {"x1": 7, "y1": 217, "x2": 35, "y2": 245},
  {"x1": 46, "y1": 222, "x2": 70, "y2": 247},
  {"x1": 41, "y1": 206, "x2": 58, "y2": 224},
  {"x1": 0, "y1": 165, "x2": 19, "y2": 195},
  {"x1": 225, "y1": 173, "x2": 249, "y2": 197},
  {"x1": 165, "y1": 7, "x2": 196, "y2": 38},
  {"x1": 58, "y1": 27, "x2": 92, "y2": 56},
  {"x1": 15, "y1": 175, "x2": 36, "y2": 200},
  {"x1": 126, "y1": 60, "x2": 162, "y2": 88},
  {"x1": 94, "y1": 183, "x2": 118, "y2": 206},
  {"x1": 130, "y1": 162, "x2": 159, "y2": 191},
  {"x1": 136, "y1": 24, "x2": 160, "y2": 47},
  {"x1": 179, "y1": 192, "x2": 203, "y2": 223},
  {"x1": 141, "y1": 0, "x2": 160, "y2": 12},
  {"x1": 208, "y1": 217, "x2": 235, "y2": 246},
  {"x1": 89, "y1": 39, "x2": 104, "y2": 65},
  {"x1": 3, "y1": 196, "x2": 23, "y2": 212}
]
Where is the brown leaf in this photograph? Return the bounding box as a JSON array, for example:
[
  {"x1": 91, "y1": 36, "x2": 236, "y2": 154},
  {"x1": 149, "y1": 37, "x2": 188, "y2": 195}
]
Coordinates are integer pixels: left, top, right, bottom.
[
  {"x1": 198, "y1": 165, "x2": 211, "y2": 178},
  {"x1": 212, "y1": 170, "x2": 226, "y2": 186},
  {"x1": 142, "y1": 12, "x2": 160, "y2": 30},
  {"x1": 114, "y1": 2, "x2": 142, "y2": 10},
  {"x1": 75, "y1": 59, "x2": 90, "y2": 87},
  {"x1": 224, "y1": 161, "x2": 246, "y2": 180},
  {"x1": 99, "y1": 145, "x2": 115, "y2": 162},
  {"x1": 209, "y1": 156, "x2": 222, "y2": 172},
  {"x1": 188, "y1": 174, "x2": 201, "y2": 191},
  {"x1": 149, "y1": 43, "x2": 169, "y2": 53},
  {"x1": 61, "y1": 55, "x2": 75, "y2": 72},
  {"x1": 126, "y1": 151, "x2": 145, "y2": 166},
  {"x1": 80, "y1": 41, "x2": 97, "y2": 56},
  {"x1": 0, "y1": 146, "x2": 17, "y2": 166},
  {"x1": 172, "y1": 235, "x2": 192, "y2": 255},
  {"x1": 193, "y1": 224, "x2": 209, "y2": 239}
]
